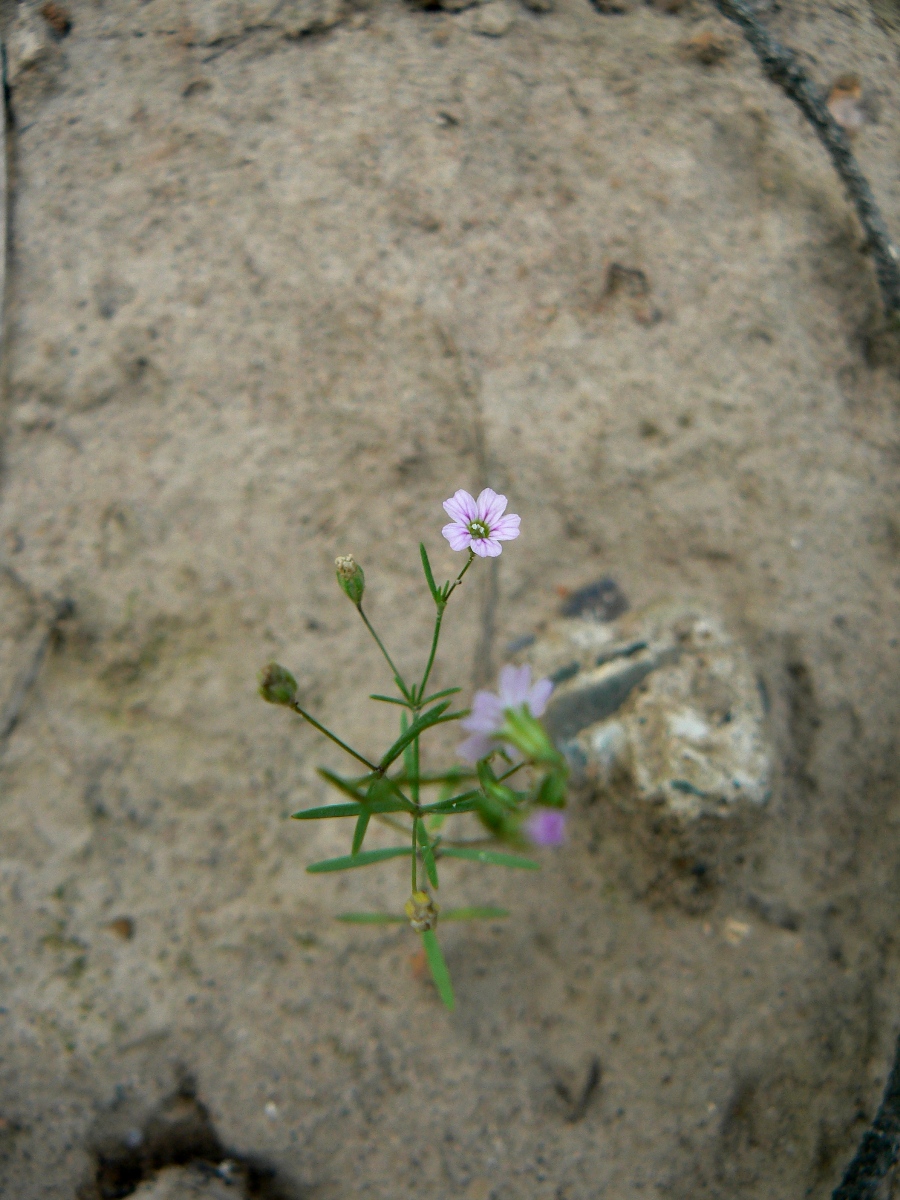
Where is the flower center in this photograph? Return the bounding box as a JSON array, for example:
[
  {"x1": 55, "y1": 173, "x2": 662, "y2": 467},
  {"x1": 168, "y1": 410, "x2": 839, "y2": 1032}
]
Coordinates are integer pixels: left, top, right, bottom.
[{"x1": 467, "y1": 519, "x2": 490, "y2": 540}]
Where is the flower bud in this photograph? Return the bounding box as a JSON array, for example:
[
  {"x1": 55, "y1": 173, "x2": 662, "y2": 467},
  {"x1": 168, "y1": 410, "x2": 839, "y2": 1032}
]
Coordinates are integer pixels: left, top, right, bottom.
[
  {"x1": 497, "y1": 705, "x2": 562, "y2": 767},
  {"x1": 335, "y1": 555, "x2": 365, "y2": 605},
  {"x1": 258, "y1": 661, "x2": 298, "y2": 706},
  {"x1": 405, "y1": 890, "x2": 439, "y2": 933},
  {"x1": 535, "y1": 763, "x2": 568, "y2": 809}
]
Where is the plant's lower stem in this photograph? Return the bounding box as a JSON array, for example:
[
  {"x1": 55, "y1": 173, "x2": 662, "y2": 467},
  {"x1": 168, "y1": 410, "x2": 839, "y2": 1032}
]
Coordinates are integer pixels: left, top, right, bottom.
[
  {"x1": 411, "y1": 734, "x2": 421, "y2": 806},
  {"x1": 411, "y1": 818, "x2": 419, "y2": 892}
]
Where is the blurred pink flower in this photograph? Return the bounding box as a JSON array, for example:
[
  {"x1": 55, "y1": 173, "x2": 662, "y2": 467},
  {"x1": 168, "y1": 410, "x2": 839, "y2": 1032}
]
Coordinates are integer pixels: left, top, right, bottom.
[
  {"x1": 442, "y1": 488, "x2": 520, "y2": 558},
  {"x1": 458, "y1": 664, "x2": 553, "y2": 764},
  {"x1": 525, "y1": 809, "x2": 566, "y2": 847}
]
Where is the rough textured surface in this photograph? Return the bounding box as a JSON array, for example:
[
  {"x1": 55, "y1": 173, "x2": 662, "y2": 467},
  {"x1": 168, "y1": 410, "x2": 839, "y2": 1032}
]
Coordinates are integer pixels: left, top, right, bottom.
[
  {"x1": 0, "y1": 0, "x2": 899, "y2": 1197},
  {"x1": 519, "y1": 600, "x2": 773, "y2": 816}
]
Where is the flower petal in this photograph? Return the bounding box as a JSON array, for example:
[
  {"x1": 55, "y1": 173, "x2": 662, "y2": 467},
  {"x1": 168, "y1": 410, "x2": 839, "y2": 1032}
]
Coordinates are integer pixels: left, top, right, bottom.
[
  {"x1": 457, "y1": 733, "x2": 494, "y2": 764},
  {"x1": 491, "y1": 514, "x2": 520, "y2": 541},
  {"x1": 443, "y1": 490, "x2": 478, "y2": 525},
  {"x1": 527, "y1": 677, "x2": 554, "y2": 718},
  {"x1": 525, "y1": 809, "x2": 566, "y2": 847},
  {"x1": 461, "y1": 692, "x2": 504, "y2": 733},
  {"x1": 498, "y1": 664, "x2": 532, "y2": 707},
  {"x1": 474, "y1": 537, "x2": 503, "y2": 557},
  {"x1": 442, "y1": 523, "x2": 473, "y2": 552},
  {"x1": 476, "y1": 488, "x2": 508, "y2": 528}
]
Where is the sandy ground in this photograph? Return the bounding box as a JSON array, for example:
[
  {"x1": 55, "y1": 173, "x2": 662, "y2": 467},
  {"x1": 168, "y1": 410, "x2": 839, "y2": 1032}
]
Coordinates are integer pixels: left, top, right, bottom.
[{"x1": 0, "y1": 0, "x2": 899, "y2": 1195}]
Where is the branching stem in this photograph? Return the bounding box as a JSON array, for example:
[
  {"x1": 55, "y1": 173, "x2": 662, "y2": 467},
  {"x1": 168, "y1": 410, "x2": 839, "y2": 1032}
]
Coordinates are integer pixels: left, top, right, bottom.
[
  {"x1": 290, "y1": 701, "x2": 377, "y2": 771},
  {"x1": 357, "y1": 604, "x2": 412, "y2": 700}
]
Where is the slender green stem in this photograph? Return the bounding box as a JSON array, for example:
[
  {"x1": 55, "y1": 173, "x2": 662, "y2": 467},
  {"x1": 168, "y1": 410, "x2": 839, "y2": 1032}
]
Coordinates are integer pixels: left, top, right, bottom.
[
  {"x1": 435, "y1": 836, "x2": 499, "y2": 849},
  {"x1": 411, "y1": 735, "x2": 421, "y2": 807},
  {"x1": 445, "y1": 549, "x2": 476, "y2": 601},
  {"x1": 357, "y1": 605, "x2": 412, "y2": 700},
  {"x1": 411, "y1": 818, "x2": 419, "y2": 892},
  {"x1": 417, "y1": 604, "x2": 445, "y2": 704},
  {"x1": 290, "y1": 702, "x2": 377, "y2": 771},
  {"x1": 392, "y1": 770, "x2": 477, "y2": 787},
  {"x1": 497, "y1": 761, "x2": 528, "y2": 783},
  {"x1": 416, "y1": 551, "x2": 476, "y2": 703}
]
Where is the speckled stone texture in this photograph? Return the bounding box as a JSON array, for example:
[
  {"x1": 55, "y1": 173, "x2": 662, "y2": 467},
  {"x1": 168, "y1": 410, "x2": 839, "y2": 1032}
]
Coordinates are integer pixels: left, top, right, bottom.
[{"x1": 0, "y1": 0, "x2": 899, "y2": 1196}]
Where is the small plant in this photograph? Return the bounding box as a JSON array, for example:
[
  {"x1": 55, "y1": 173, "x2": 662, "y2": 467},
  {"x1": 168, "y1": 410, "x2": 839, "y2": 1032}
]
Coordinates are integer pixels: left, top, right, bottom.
[{"x1": 259, "y1": 489, "x2": 568, "y2": 1010}]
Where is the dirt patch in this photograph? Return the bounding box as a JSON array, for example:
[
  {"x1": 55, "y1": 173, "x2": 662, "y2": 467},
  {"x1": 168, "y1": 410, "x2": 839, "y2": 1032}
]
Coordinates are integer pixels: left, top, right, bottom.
[{"x1": 0, "y1": 0, "x2": 898, "y2": 1196}]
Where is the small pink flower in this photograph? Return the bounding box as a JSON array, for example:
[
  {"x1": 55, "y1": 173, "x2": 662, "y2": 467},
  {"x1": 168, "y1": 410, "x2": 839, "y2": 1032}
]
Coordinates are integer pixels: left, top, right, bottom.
[
  {"x1": 442, "y1": 488, "x2": 520, "y2": 558},
  {"x1": 525, "y1": 809, "x2": 566, "y2": 847},
  {"x1": 458, "y1": 664, "x2": 554, "y2": 764}
]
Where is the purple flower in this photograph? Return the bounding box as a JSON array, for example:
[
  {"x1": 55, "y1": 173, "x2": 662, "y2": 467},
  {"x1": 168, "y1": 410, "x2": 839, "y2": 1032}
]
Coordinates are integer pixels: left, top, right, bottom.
[
  {"x1": 525, "y1": 809, "x2": 566, "y2": 847},
  {"x1": 458, "y1": 664, "x2": 554, "y2": 764},
  {"x1": 442, "y1": 488, "x2": 520, "y2": 558}
]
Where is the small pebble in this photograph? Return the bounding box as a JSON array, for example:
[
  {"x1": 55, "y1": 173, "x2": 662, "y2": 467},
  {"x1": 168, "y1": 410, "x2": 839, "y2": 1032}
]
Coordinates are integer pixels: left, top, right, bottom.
[
  {"x1": 828, "y1": 74, "x2": 866, "y2": 135},
  {"x1": 683, "y1": 30, "x2": 732, "y2": 66},
  {"x1": 39, "y1": 2, "x2": 72, "y2": 35},
  {"x1": 467, "y1": 1, "x2": 514, "y2": 35},
  {"x1": 107, "y1": 916, "x2": 135, "y2": 940}
]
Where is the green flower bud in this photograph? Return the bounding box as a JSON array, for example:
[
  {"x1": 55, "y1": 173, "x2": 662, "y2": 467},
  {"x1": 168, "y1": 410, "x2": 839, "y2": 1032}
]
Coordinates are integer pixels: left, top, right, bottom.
[
  {"x1": 258, "y1": 661, "x2": 298, "y2": 706},
  {"x1": 497, "y1": 705, "x2": 563, "y2": 768},
  {"x1": 335, "y1": 555, "x2": 365, "y2": 605},
  {"x1": 534, "y1": 763, "x2": 568, "y2": 809}
]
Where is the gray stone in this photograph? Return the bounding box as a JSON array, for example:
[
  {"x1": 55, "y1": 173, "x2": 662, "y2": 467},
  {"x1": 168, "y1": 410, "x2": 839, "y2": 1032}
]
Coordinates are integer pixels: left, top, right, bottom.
[
  {"x1": 517, "y1": 601, "x2": 772, "y2": 819},
  {"x1": 462, "y1": 0, "x2": 515, "y2": 35}
]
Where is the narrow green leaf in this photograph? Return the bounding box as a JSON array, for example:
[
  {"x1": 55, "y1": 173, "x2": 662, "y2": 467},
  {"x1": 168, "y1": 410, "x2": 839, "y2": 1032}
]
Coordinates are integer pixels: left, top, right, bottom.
[
  {"x1": 420, "y1": 542, "x2": 440, "y2": 604},
  {"x1": 420, "y1": 687, "x2": 462, "y2": 705},
  {"x1": 352, "y1": 811, "x2": 370, "y2": 854},
  {"x1": 392, "y1": 769, "x2": 476, "y2": 787},
  {"x1": 306, "y1": 846, "x2": 412, "y2": 874},
  {"x1": 442, "y1": 907, "x2": 510, "y2": 921},
  {"x1": 378, "y1": 701, "x2": 460, "y2": 771},
  {"x1": 336, "y1": 912, "x2": 405, "y2": 924},
  {"x1": 291, "y1": 803, "x2": 362, "y2": 820},
  {"x1": 417, "y1": 821, "x2": 439, "y2": 889},
  {"x1": 420, "y1": 791, "x2": 481, "y2": 814},
  {"x1": 370, "y1": 693, "x2": 412, "y2": 708},
  {"x1": 438, "y1": 847, "x2": 540, "y2": 870},
  {"x1": 317, "y1": 768, "x2": 367, "y2": 802},
  {"x1": 421, "y1": 929, "x2": 455, "y2": 1011}
]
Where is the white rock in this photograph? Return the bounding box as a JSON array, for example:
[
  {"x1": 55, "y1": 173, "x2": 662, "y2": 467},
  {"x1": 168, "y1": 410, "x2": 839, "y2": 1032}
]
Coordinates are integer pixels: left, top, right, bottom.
[
  {"x1": 462, "y1": 0, "x2": 514, "y2": 36},
  {"x1": 185, "y1": 0, "x2": 344, "y2": 44},
  {"x1": 516, "y1": 600, "x2": 772, "y2": 819},
  {"x1": 5, "y1": 9, "x2": 51, "y2": 84}
]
